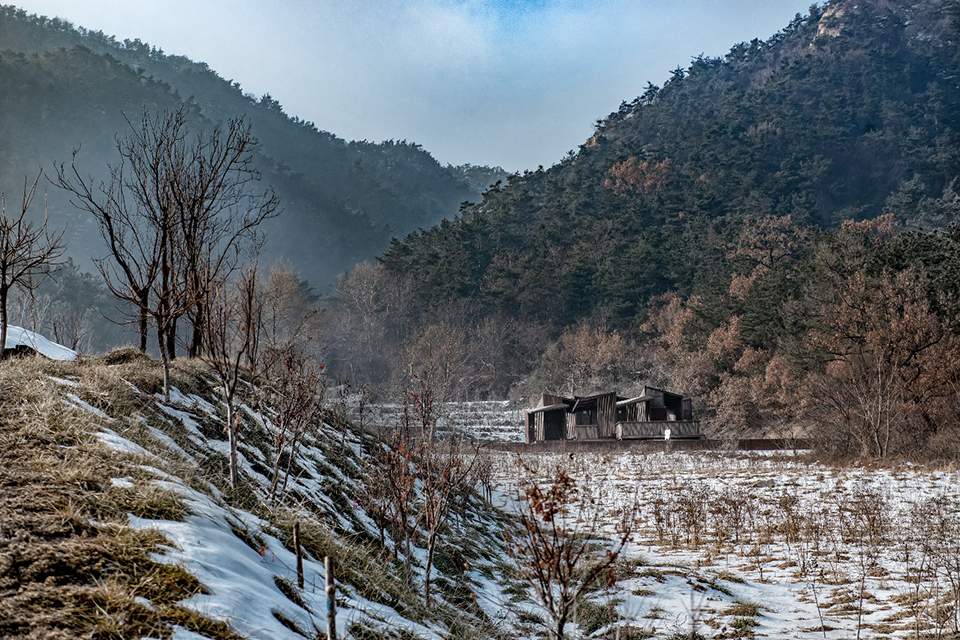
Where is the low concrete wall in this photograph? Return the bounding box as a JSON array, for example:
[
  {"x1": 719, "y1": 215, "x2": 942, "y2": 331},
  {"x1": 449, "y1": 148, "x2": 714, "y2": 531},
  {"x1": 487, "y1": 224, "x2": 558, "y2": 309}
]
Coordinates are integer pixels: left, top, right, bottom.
[{"x1": 485, "y1": 438, "x2": 811, "y2": 453}]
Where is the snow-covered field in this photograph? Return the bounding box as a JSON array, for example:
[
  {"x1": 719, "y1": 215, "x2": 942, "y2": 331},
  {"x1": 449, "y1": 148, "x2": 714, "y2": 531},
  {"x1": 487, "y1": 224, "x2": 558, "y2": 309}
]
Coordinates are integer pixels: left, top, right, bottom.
[
  {"x1": 490, "y1": 449, "x2": 960, "y2": 639},
  {"x1": 365, "y1": 400, "x2": 526, "y2": 442}
]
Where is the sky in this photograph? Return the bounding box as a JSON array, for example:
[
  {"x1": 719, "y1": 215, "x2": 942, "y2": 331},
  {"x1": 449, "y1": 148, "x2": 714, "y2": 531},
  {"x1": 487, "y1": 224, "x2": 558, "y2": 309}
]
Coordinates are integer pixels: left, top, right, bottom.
[{"x1": 14, "y1": 0, "x2": 813, "y2": 171}]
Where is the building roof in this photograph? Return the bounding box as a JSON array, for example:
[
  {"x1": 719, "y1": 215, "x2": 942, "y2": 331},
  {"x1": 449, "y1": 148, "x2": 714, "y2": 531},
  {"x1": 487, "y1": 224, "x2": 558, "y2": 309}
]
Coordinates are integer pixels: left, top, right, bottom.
[{"x1": 527, "y1": 403, "x2": 568, "y2": 413}]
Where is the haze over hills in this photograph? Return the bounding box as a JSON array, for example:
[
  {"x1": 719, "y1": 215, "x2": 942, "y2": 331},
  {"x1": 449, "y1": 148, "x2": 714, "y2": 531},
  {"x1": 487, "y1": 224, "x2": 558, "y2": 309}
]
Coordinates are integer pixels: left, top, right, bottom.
[
  {"x1": 0, "y1": 5, "x2": 507, "y2": 290},
  {"x1": 10, "y1": 2, "x2": 960, "y2": 638}
]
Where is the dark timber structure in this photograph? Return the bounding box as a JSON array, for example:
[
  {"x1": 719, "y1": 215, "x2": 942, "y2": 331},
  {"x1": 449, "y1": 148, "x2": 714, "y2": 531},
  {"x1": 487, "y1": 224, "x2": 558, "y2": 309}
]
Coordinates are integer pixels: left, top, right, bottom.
[{"x1": 525, "y1": 387, "x2": 701, "y2": 444}]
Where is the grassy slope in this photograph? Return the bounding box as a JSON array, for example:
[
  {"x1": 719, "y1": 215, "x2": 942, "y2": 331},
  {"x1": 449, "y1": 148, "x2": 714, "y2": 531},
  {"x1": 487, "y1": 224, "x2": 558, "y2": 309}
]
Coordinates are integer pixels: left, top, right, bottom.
[
  {"x1": 0, "y1": 351, "x2": 510, "y2": 640},
  {"x1": 0, "y1": 355, "x2": 240, "y2": 639}
]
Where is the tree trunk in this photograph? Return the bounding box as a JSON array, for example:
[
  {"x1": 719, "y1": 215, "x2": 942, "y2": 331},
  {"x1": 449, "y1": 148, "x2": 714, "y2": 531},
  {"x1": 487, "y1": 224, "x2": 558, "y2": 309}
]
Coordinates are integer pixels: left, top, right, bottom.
[
  {"x1": 158, "y1": 325, "x2": 171, "y2": 401},
  {"x1": 138, "y1": 289, "x2": 149, "y2": 352},
  {"x1": 280, "y1": 433, "x2": 303, "y2": 497},
  {"x1": 27, "y1": 274, "x2": 35, "y2": 333},
  {"x1": 167, "y1": 315, "x2": 178, "y2": 361},
  {"x1": 424, "y1": 530, "x2": 437, "y2": 606},
  {"x1": 0, "y1": 287, "x2": 8, "y2": 360},
  {"x1": 554, "y1": 613, "x2": 568, "y2": 640},
  {"x1": 226, "y1": 396, "x2": 239, "y2": 489},
  {"x1": 190, "y1": 299, "x2": 204, "y2": 358},
  {"x1": 269, "y1": 429, "x2": 284, "y2": 502},
  {"x1": 403, "y1": 527, "x2": 415, "y2": 585}
]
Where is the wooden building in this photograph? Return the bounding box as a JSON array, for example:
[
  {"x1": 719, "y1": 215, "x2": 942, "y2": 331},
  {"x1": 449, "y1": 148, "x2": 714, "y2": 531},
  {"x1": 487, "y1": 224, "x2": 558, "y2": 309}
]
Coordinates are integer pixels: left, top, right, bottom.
[{"x1": 525, "y1": 386, "x2": 701, "y2": 443}]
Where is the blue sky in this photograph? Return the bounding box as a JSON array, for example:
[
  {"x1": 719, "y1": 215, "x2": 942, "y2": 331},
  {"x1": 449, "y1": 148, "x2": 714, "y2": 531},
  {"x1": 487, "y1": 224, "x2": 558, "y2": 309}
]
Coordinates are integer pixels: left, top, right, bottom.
[{"x1": 15, "y1": 0, "x2": 813, "y2": 171}]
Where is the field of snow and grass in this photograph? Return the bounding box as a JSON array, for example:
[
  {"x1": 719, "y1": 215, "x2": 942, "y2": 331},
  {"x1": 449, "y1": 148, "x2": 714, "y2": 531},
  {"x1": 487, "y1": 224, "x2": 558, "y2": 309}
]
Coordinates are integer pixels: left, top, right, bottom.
[
  {"x1": 8, "y1": 345, "x2": 960, "y2": 639},
  {"x1": 365, "y1": 400, "x2": 526, "y2": 442},
  {"x1": 489, "y1": 449, "x2": 960, "y2": 639}
]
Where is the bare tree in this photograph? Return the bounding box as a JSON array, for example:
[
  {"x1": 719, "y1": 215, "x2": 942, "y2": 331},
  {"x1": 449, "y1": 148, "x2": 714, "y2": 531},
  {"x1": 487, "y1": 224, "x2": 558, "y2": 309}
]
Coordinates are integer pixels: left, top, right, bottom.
[
  {"x1": 54, "y1": 113, "x2": 176, "y2": 352},
  {"x1": 416, "y1": 434, "x2": 480, "y2": 606},
  {"x1": 257, "y1": 341, "x2": 327, "y2": 502},
  {"x1": 370, "y1": 427, "x2": 419, "y2": 582},
  {"x1": 175, "y1": 116, "x2": 279, "y2": 358},
  {"x1": 0, "y1": 172, "x2": 65, "y2": 357},
  {"x1": 54, "y1": 107, "x2": 277, "y2": 365},
  {"x1": 201, "y1": 265, "x2": 262, "y2": 489},
  {"x1": 258, "y1": 263, "x2": 321, "y2": 358},
  {"x1": 506, "y1": 458, "x2": 638, "y2": 640},
  {"x1": 50, "y1": 303, "x2": 92, "y2": 351},
  {"x1": 806, "y1": 266, "x2": 960, "y2": 458}
]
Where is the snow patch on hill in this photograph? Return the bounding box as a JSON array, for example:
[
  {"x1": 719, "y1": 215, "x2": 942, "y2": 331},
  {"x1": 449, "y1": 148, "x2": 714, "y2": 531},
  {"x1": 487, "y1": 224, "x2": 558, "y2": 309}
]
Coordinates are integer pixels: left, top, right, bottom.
[
  {"x1": 6, "y1": 325, "x2": 76, "y2": 360},
  {"x1": 64, "y1": 370, "x2": 512, "y2": 639}
]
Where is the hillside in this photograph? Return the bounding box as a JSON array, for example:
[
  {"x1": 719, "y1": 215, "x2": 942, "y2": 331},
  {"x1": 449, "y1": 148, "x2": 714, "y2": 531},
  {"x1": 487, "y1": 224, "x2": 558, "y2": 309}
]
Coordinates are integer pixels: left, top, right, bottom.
[
  {"x1": 9, "y1": 347, "x2": 960, "y2": 638},
  {"x1": 377, "y1": 0, "x2": 960, "y2": 327},
  {"x1": 0, "y1": 5, "x2": 506, "y2": 289},
  {"x1": 321, "y1": 0, "x2": 960, "y2": 418},
  {"x1": 0, "y1": 351, "x2": 512, "y2": 638}
]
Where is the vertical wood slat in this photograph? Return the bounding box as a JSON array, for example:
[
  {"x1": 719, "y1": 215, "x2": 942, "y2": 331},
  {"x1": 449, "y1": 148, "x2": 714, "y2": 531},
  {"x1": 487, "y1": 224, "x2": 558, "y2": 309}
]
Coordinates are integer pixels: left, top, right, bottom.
[
  {"x1": 294, "y1": 521, "x2": 304, "y2": 589},
  {"x1": 326, "y1": 556, "x2": 337, "y2": 640},
  {"x1": 599, "y1": 394, "x2": 615, "y2": 437}
]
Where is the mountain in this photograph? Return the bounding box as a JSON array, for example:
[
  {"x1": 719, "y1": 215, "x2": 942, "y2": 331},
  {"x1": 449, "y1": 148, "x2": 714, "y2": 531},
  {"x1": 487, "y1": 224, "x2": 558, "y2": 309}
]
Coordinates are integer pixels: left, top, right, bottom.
[
  {"x1": 377, "y1": 0, "x2": 960, "y2": 329},
  {"x1": 0, "y1": 5, "x2": 507, "y2": 289}
]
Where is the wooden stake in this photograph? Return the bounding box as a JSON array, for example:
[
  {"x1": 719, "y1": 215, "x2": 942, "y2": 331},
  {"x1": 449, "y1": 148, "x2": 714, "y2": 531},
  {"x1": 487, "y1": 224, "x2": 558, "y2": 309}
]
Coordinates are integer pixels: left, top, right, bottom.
[
  {"x1": 325, "y1": 555, "x2": 336, "y2": 640},
  {"x1": 293, "y1": 521, "x2": 304, "y2": 590}
]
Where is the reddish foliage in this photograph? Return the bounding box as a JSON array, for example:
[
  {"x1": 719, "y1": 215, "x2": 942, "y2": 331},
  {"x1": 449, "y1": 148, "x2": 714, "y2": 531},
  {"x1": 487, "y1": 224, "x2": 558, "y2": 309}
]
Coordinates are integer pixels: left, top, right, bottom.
[{"x1": 604, "y1": 157, "x2": 672, "y2": 196}]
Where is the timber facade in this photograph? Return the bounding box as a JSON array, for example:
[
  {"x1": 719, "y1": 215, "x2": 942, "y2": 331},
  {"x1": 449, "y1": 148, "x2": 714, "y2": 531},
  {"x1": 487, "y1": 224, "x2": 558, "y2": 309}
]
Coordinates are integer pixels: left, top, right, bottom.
[{"x1": 525, "y1": 387, "x2": 701, "y2": 444}]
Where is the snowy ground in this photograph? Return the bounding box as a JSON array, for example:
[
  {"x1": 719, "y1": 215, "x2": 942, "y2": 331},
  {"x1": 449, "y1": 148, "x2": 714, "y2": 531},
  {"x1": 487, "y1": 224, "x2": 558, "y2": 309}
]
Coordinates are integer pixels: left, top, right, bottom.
[
  {"x1": 66, "y1": 364, "x2": 960, "y2": 639},
  {"x1": 490, "y1": 449, "x2": 960, "y2": 639},
  {"x1": 365, "y1": 400, "x2": 526, "y2": 442},
  {"x1": 65, "y1": 372, "x2": 509, "y2": 640},
  {"x1": 6, "y1": 324, "x2": 76, "y2": 359}
]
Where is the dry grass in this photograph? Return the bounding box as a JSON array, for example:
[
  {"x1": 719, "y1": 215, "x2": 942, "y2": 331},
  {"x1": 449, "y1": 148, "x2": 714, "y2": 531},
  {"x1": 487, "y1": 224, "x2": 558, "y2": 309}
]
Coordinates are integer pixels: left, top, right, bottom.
[
  {"x1": 0, "y1": 351, "x2": 510, "y2": 639},
  {"x1": 271, "y1": 509, "x2": 430, "y2": 624},
  {"x1": 0, "y1": 354, "x2": 238, "y2": 639}
]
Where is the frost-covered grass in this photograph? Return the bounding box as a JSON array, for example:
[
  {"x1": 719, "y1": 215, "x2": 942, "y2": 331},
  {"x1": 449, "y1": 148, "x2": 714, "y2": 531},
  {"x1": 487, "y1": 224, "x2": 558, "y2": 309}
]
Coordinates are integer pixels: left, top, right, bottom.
[{"x1": 490, "y1": 449, "x2": 960, "y2": 639}]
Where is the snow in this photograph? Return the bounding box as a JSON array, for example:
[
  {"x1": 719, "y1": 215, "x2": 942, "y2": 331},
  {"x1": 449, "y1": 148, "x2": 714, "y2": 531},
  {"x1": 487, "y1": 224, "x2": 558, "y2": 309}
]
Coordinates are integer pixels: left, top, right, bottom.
[
  {"x1": 79, "y1": 365, "x2": 960, "y2": 639},
  {"x1": 5, "y1": 325, "x2": 76, "y2": 360},
  {"x1": 84, "y1": 374, "x2": 477, "y2": 639},
  {"x1": 65, "y1": 392, "x2": 113, "y2": 420},
  {"x1": 170, "y1": 628, "x2": 210, "y2": 640},
  {"x1": 130, "y1": 488, "x2": 334, "y2": 639},
  {"x1": 490, "y1": 449, "x2": 960, "y2": 638},
  {"x1": 96, "y1": 428, "x2": 154, "y2": 457}
]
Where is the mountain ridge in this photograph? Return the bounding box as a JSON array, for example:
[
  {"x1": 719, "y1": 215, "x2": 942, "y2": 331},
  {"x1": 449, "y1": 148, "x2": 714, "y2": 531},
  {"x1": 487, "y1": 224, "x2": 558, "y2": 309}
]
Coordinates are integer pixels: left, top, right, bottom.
[{"x1": 0, "y1": 4, "x2": 508, "y2": 289}]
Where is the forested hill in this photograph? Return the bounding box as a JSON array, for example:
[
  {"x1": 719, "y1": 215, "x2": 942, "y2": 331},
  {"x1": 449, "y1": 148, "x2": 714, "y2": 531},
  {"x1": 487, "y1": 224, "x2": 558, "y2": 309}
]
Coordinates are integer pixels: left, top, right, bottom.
[
  {"x1": 0, "y1": 5, "x2": 506, "y2": 288},
  {"x1": 379, "y1": 0, "x2": 960, "y2": 329}
]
